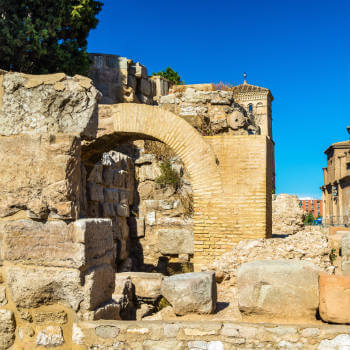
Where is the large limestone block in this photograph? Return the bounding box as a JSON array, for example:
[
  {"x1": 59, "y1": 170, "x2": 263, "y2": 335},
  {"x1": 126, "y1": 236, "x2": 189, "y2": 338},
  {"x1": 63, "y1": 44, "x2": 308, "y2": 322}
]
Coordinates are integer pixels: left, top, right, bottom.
[
  {"x1": 116, "y1": 272, "x2": 163, "y2": 300},
  {"x1": 319, "y1": 274, "x2": 350, "y2": 324},
  {"x1": 161, "y1": 272, "x2": 217, "y2": 315},
  {"x1": 73, "y1": 219, "x2": 114, "y2": 270},
  {"x1": 2, "y1": 219, "x2": 114, "y2": 270},
  {"x1": 6, "y1": 263, "x2": 115, "y2": 311},
  {"x1": 158, "y1": 228, "x2": 193, "y2": 254},
  {"x1": 81, "y1": 264, "x2": 115, "y2": 311},
  {"x1": 2, "y1": 219, "x2": 84, "y2": 268},
  {"x1": 5, "y1": 265, "x2": 84, "y2": 310},
  {"x1": 0, "y1": 309, "x2": 15, "y2": 350},
  {"x1": 0, "y1": 134, "x2": 81, "y2": 219},
  {"x1": 0, "y1": 72, "x2": 100, "y2": 138},
  {"x1": 238, "y1": 260, "x2": 319, "y2": 321}
]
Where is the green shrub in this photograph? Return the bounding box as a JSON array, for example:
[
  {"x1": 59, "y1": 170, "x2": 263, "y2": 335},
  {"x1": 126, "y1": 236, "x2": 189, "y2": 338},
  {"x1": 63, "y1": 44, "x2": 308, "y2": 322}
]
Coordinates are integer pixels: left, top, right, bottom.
[
  {"x1": 155, "y1": 160, "x2": 181, "y2": 190},
  {"x1": 152, "y1": 67, "x2": 184, "y2": 85}
]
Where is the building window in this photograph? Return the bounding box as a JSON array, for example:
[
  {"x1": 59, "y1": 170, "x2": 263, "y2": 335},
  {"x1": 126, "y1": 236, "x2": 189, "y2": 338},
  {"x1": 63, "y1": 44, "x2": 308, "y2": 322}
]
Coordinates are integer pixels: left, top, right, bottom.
[
  {"x1": 248, "y1": 104, "x2": 253, "y2": 113},
  {"x1": 347, "y1": 162, "x2": 350, "y2": 170}
]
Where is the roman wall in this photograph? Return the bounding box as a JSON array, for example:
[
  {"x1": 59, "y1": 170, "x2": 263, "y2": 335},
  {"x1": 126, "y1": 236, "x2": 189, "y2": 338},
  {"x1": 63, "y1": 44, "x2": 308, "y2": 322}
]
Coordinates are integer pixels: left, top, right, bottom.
[{"x1": 72, "y1": 320, "x2": 350, "y2": 349}]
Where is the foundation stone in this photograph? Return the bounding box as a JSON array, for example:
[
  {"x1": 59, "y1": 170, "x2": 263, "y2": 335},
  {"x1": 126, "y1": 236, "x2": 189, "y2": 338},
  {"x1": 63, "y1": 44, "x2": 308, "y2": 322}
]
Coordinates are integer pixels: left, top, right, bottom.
[{"x1": 238, "y1": 260, "x2": 320, "y2": 321}]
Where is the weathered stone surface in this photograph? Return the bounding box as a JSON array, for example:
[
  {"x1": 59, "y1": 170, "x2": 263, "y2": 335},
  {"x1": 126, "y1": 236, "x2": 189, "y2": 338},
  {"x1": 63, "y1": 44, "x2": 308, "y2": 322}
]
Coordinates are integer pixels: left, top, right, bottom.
[
  {"x1": 342, "y1": 232, "x2": 350, "y2": 260},
  {"x1": 33, "y1": 310, "x2": 67, "y2": 324},
  {"x1": 318, "y1": 334, "x2": 350, "y2": 350},
  {"x1": 0, "y1": 134, "x2": 81, "y2": 219},
  {"x1": 238, "y1": 260, "x2": 319, "y2": 321},
  {"x1": 2, "y1": 219, "x2": 84, "y2": 268},
  {"x1": 116, "y1": 272, "x2": 163, "y2": 299},
  {"x1": 319, "y1": 274, "x2": 350, "y2": 324},
  {"x1": 158, "y1": 228, "x2": 193, "y2": 254},
  {"x1": 91, "y1": 301, "x2": 121, "y2": 321},
  {"x1": 272, "y1": 194, "x2": 304, "y2": 235},
  {"x1": 36, "y1": 326, "x2": 64, "y2": 347},
  {"x1": 161, "y1": 272, "x2": 217, "y2": 315},
  {"x1": 0, "y1": 285, "x2": 7, "y2": 306},
  {"x1": 2, "y1": 218, "x2": 113, "y2": 269},
  {"x1": 95, "y1": 325, "x2": 119, "y2": 338},
  {"x1": 81, "y1": 264, "x2": 115, "y2": 311},
  {"x1": 0, "y1": 72, "x2": 100, "y2": 138},
  {"x1": 5, "y1": 265, "x2": 84, "y2": 310},
  {"x1": 73, "y1": 219, "x2": 114, "y2": 270},
  {"x1": 0, "y1": 309, "x2": 15, "y2": 350}
]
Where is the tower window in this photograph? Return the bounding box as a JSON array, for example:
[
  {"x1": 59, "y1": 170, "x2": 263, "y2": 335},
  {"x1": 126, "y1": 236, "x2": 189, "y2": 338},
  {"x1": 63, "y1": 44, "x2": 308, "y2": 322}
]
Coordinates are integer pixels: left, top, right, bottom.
[{"x1": 248, "y1": 104, "x2": 253, "y2": 112}]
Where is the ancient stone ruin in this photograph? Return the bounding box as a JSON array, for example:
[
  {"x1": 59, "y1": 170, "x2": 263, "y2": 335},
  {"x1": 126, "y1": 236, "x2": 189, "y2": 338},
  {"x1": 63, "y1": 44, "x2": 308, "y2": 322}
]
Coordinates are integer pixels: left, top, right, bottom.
[{"x1": 0, "y1": 61, "x2": 349, "y2": 349}]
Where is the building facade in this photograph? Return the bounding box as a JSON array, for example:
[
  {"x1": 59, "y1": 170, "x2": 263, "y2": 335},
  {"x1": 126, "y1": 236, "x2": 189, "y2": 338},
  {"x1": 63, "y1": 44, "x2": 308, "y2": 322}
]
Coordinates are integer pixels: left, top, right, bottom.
[
  {"x1": 321, "y1": 140, "x2": 350, "y2": 226},
  {"x1": 299, "y1": 198, "x2": 323, "y2": 218}
]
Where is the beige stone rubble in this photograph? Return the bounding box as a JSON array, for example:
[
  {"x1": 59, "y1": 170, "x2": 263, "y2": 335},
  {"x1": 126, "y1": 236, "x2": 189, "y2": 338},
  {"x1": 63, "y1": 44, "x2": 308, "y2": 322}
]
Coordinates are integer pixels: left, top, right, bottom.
[{"x1": 272, "y1": 193, "x2": 305, "y2": 235}]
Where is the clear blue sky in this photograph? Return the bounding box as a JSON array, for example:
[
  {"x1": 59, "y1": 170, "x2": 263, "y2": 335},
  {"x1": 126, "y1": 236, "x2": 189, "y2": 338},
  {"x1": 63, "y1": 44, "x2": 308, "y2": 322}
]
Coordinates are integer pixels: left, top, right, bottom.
[{"x1": 88, "y1": 0, "x2": 350, "y2": 198}]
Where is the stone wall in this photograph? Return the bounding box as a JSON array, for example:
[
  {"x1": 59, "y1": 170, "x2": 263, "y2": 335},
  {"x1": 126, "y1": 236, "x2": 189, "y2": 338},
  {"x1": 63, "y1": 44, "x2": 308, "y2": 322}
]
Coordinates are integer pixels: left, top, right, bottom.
[
  {"x1": 81, "y1": 150, "x2": 135, "y2": 271},
  {"x1": 130, "y1": 141, "x2": 194, "y2": 273},
  {"x1": 73, "y1": 320, "x2": 350, "y2": 349},
  {"x1": 89, "y1": 53, "x2": 171, "y2": 105},
  {"x1": 158, "y1": 84, "x2": 259, "y2": 135}
]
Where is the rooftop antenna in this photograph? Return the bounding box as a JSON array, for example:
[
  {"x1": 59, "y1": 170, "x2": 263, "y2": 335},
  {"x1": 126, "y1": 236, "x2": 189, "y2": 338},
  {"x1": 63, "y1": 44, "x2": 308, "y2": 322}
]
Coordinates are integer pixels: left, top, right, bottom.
[
  {"x1": 243, "y1": 72, "x2": 247, "y2": 84},
  {"x1": 347, "y1": 126, "x2": 350, "y2": 140}
]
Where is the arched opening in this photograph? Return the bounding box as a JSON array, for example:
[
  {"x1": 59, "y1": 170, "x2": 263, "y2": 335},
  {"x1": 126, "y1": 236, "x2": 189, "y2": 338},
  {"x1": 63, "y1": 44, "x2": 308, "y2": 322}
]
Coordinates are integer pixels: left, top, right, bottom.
[{"x1": 81, "y1": 103, "x2": 224, "y2": 274}]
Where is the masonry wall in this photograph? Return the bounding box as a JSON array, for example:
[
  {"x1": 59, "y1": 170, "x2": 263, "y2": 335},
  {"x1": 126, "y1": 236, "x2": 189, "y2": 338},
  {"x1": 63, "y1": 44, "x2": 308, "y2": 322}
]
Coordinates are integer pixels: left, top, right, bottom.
[
  {"x1": 208, "y1": 135, "x2": 272, "y2": 239},
  {"x1": 192, "y1": 135, "x2": 273, "y2": 268},
  {"x1": 72, "y1": 320, "x2": 350, "y2": 349}
]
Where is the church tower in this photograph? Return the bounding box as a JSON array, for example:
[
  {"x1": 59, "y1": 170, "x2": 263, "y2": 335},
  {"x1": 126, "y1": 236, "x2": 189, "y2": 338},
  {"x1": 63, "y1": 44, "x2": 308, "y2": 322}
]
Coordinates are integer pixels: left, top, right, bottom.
[
  {"x1": 232, "y1": 73, "x2": 274, "y2": 140},
  {"x1": 232, "y1": 73, "x2": 275, "y2": 192}
]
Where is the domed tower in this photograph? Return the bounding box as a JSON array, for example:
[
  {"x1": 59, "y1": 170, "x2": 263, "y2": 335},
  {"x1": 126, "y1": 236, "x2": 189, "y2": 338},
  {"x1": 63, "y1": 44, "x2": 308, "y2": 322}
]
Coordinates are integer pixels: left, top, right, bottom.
[{"x1": 232, "y1": 73, "x2": 275, "y2": 192}]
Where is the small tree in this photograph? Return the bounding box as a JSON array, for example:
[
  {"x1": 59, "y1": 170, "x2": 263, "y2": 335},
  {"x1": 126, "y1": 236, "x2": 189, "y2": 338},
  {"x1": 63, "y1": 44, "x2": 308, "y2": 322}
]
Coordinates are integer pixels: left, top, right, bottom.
[
  {"x1": 304, "y1": 212, "x2": 315, "y2": 225},
  {"x1": 0, "y1": 0, "x2": 103, "y2": 76},
  {"x1": 152, "y1": 67, "x2": 184, "y2": 85}
]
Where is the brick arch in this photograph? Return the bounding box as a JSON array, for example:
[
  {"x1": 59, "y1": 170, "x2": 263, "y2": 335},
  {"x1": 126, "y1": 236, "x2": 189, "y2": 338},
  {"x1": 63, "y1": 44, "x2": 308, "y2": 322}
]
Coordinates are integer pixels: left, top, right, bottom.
[{"x1": 111, "y1": 103, "x2": 223, "y2": 198}]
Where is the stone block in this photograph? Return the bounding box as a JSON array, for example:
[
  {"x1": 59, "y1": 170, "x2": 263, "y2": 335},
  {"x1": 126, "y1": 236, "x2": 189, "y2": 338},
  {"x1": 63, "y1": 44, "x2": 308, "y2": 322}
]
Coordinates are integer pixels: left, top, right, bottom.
[
  {"x1": 0, "y1": 309, "x2": 15, "y2": 350},
  {"x1": 130, "y1": 62, "x2": 147, "y2": 78},
  {"x1": 0, "y1": 134, "x2": 81, "y2": 219},
  {"x1": 96, "y1": 302, "x2": 121, "y2": 321},
  {"x1": 6, "y1": 265, "x2": 84, "y2": 310},
  {"x1": 104, "y1": 188, "x2": 119, "y2": 203},
  {"x1": 319, "y1": 274, "x2": 350, "y2": 324},
  {"x1": 161, "y1": 272, "x2": 217, "y2": 315},
  {"x1": 238, "y1": 260, "x2": 319, "y2": 321},
  {"x1": 3, "y1": 218, "x2": 114, "y2": 269},
  {"x1": 116, "y1": 203, "x2": 130, "y2": 217},
  {"x1": 81, "y1": 264, "x2": 115, "y2": 311},
  {"x1": 140, "y1": 78, "x2": 152, "y2": 96},
  {"x1": 36, "y1": 326, "x2": 64, "y2": 347},
  {"x1": 137, "y1": 164, "x2": 161, "y2": 182},
  {"x1": 103, "y1": 202, "x2": 116, "y2": 217},
  {"x1": 88, "y1": 164, "x2": 103, "y2": 184},
  {"x1": 103, "y1": 166, "x2": 114, "y2": 186},
  {"x1": 33, "y1": 310, "x2": 67, "y2": 325},
  {"x1": 116, "y1": 272, "x2": 163, "y2": 300},
  {"x1": 158, "y1": 228, "x2": 193, "y2": 254},
  {"x1": 0, "y1": 72, "x2": 100, "y2": 138},
  {"x1": 135, "y1": 154, "x2": 156, "y2": 165},
  {"x1": 87, "y1": 182, "x2": 104, "y2": 202},
  {"x1": 2, "y1": 219, "x2": 85, "y2": 268}
]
